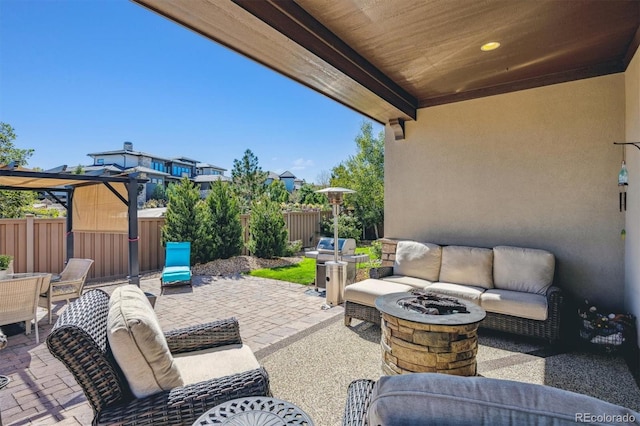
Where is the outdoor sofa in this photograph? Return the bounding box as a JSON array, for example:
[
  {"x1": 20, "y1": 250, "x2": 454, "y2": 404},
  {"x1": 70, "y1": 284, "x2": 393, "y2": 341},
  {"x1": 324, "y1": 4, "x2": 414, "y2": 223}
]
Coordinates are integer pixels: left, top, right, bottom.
[
  {"x1": 47, "y1": 287, "x2": 270, "y2": 425},
  {"x1": 342, "y1": 373, "x2": 640, "y2": 426},
  {"x1": 344, "y1": 241, "x2": 563, "y2": 343}
]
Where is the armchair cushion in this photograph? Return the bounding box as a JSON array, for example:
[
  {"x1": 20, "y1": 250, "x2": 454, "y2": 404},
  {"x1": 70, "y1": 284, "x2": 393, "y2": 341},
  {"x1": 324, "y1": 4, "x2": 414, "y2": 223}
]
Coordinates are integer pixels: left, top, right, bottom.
[
  {"x1": 173, "y1": 344, "x2": 260, "y2": 385},
  {"x1": 107, "y1": 285, "x2": 183, "y2": 398}
]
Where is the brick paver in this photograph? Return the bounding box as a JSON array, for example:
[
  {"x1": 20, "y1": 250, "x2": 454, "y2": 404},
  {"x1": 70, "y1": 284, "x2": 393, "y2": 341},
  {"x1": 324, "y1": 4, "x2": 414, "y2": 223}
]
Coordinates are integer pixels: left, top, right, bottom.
[{"x1": 0, "y1": 274, "x2": 343, "y2": 425}]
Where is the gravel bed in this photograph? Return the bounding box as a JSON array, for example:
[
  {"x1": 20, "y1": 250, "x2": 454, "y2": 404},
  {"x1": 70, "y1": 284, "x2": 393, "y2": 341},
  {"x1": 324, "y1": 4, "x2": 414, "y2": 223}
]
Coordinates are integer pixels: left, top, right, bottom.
[{"x1": 192, "y1": 255, "x2": 304, "y2": 276}]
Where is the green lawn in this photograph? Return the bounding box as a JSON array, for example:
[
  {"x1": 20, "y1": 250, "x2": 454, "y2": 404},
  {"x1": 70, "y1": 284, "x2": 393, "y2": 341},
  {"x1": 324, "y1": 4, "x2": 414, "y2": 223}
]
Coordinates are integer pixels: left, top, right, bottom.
[
  {"x1": 248, "y1": 245, "x2": 381, "y2": 285},
  {"x1": 248, "y1": 257, "x2": 316, "y2": 285}
]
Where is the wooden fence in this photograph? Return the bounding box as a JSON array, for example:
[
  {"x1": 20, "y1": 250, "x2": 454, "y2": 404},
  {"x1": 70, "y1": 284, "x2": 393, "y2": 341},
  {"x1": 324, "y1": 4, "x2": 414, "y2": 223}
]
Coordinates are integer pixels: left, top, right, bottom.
[{"x1": 0, "y1": 211, "x2": 330, "y2": 281}]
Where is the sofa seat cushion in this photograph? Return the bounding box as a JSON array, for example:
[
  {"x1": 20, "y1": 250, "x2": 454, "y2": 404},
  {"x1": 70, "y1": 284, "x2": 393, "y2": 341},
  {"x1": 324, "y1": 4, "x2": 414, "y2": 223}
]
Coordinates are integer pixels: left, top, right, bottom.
[
  {"x1": 426, "y1": 282, "x2": 486, "y2": 302},
  {"x1": 344, "y1": 279, "x2": 414, "y2": 307},
  {"x1": 162, "y1": 266, "x2": 191, "y2": 283},
  {"x1": 107, "y1": 285, "x2": 184, "y2": 398},
  {"x1": 382, "y1": 275, "x2": 433, "y2": 289},
  {"x1": 493, "y1": 246, "x2": 555, "y2": 294},
  {"x1": 481, "y1": 289, "x2": 548, "y2": 321},
  {"x1": 393, "y1": 241, "x2": 442, "y2": 282},
  {"x1": 439, "y1": 246, "x2": 494, "y2": 289},
  {"x1": 368, "y1": 373, "x2": 639, "y2": 426},
  {"x1": 173, "y1": 344, "x2": 260, "y2": 386}
]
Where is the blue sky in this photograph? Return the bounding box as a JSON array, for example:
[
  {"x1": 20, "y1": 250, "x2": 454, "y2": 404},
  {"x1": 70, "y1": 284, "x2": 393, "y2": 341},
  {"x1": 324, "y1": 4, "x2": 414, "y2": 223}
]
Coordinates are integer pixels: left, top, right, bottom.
[{"x1": 0, "y1": 0, "x2": 382, "y2": 183}]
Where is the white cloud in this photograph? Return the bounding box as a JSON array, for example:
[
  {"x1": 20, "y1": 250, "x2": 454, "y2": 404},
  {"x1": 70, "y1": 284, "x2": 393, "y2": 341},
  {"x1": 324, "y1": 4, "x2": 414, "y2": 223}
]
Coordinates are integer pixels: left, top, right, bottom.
[{"x1": 291, "y1": 158, "x2": 314, "y2": 170}]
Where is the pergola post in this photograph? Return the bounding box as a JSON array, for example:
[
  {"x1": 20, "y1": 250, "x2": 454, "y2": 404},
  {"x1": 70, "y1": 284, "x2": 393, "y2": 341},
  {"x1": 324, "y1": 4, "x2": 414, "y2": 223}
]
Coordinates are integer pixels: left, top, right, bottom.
[
  {"x1": 127, "y1": 177, "x2": 140, "y2": 286},
  {"x1": 66, "y1": 188, "x2": 74, "y2": 260}
]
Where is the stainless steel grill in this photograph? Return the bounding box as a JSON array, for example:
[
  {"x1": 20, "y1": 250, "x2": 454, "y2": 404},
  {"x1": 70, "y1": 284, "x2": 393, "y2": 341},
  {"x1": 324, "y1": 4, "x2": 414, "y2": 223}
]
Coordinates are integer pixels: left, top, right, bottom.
[{"x1": 305, "y1": 237, "x2": 365, "y2": 291}]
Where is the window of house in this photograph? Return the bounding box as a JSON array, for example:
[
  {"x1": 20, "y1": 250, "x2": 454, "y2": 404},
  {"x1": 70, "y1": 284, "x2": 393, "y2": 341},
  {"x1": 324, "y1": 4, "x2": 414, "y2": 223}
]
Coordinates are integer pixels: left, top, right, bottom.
[{"x1": 96, "y1": 158, "x2": 104, "y2": 165}]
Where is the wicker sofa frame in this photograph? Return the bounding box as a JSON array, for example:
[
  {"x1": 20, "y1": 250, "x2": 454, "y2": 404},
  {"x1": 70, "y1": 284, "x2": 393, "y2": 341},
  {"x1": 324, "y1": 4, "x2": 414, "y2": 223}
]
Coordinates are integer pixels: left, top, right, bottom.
[
  {"x1": 46, "y1": 289, "x2": 270, "y2": 426},
  {"x1": 345, "y1": 266, "x2": 564, "y2": 343}
]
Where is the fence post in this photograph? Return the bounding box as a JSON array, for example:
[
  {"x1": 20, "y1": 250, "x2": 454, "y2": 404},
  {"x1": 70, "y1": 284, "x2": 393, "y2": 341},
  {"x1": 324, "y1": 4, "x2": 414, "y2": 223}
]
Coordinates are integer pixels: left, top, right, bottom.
[{"x1": 26, "y1": 214, "x2": 34, "y2": 272}]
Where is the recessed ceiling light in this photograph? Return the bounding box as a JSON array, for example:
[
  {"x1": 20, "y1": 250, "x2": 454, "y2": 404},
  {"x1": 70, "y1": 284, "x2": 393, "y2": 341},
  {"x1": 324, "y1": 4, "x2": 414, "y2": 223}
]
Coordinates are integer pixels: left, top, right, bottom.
[{"x1": 481, "y1": 41, "x2": 501, "y2": 52}]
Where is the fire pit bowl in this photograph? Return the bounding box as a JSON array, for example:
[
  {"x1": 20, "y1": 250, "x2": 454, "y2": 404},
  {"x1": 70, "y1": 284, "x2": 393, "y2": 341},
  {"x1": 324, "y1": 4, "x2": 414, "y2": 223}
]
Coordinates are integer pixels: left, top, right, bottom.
[
  {"x1": 398, "y1": 290, "x2": 470, "y2": 315},
  {"x1": 375, "y1": 292, "x2": 486, "y2": 376}
]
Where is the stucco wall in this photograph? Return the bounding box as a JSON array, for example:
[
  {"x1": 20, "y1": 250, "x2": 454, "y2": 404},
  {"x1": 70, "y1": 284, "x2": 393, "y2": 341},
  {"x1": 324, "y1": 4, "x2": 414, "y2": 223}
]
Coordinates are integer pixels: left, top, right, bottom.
[
  {"x1": 385, "y1": 74, "x2": 626, "y2": 310},
  {"x1": 625, "y1": 48, "x2": 640, "y2": 341}
]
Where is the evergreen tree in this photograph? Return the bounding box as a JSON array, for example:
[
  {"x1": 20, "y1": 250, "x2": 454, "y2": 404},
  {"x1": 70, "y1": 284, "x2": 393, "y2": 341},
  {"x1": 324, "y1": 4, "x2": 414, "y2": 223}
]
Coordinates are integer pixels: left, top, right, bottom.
[
  {"x1": 247, "y1": 196, "x2": 288, "y2": 258},
  {"x1": 161, "y1": 177, "x2": 203, "y2": 264},
  {"x1": 203, "y1": 180, "x2": 243, "y2": 259},
  {"x1": 231, "y1": 149, "x2": 267, "y2": 212},
  {"x1": 266, "y1": 179, "x2": 290, "y2": 203}
]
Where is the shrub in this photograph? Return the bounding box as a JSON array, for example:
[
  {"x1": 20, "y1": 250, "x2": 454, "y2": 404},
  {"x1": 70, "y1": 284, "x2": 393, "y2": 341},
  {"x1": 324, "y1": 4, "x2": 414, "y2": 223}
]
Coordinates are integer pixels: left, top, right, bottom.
[
  {"x1": 286, "y1": 240, "x2": 303, "y2": 256},
  {"x1": 203, "y1": 180, "x2": 243, "y2": 260},
  {"x1": 247, "y1": 197, "x2": 288, "y2": 259},
  {"x1": 0, "y1": 254, "x2": 12, "y2": 270},
  {"x1": 369, "y1": 240, "x2": 382, "y2": 260},
  {"x1": 320, "y1": 213, "x2": 361, "y2": 242}
]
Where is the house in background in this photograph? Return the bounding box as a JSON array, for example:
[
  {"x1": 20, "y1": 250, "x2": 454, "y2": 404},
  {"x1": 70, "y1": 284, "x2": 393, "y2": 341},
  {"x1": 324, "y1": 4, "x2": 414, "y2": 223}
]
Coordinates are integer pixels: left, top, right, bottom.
[
  {"x1": 265, "y1": 170, "x2": 303, "y2": 192},
  {"x1": 87, "y1": 142, "x2": 227, "y2": 204},
  {"x1": 195, "y1": 162, "x2": 231, "y2": 198}
]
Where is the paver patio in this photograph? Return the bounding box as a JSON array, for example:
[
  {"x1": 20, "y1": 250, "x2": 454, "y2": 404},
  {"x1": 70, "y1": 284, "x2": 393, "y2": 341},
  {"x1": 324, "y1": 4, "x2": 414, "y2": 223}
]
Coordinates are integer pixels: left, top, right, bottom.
[{"x1": 0, "y1": 274, "x2": 342, "y2": 425}]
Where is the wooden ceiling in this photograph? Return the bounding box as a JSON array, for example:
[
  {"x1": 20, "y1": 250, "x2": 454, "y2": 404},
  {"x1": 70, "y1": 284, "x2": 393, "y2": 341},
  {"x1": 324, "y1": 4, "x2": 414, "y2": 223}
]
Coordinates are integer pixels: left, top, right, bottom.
[{"x1": 133, "y1": 0, "x2": 640, "y2": 124}]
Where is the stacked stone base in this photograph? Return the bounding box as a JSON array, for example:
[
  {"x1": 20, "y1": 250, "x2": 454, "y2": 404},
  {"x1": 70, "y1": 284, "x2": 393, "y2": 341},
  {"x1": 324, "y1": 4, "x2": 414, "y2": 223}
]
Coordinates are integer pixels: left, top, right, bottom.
[{"x1": 380, "y1": 312, "x2": 480, "y2": 376}]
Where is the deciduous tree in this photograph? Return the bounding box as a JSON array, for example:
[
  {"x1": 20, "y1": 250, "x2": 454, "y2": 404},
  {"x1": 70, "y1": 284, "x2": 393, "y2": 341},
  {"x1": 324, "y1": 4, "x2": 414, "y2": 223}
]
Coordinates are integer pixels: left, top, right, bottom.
[
  {"x1": 331, "y1": 121, "x2": 384, "y2": 238},
  {"x1": 0, "y1": 123, "x2": 36, "y2": 218}
]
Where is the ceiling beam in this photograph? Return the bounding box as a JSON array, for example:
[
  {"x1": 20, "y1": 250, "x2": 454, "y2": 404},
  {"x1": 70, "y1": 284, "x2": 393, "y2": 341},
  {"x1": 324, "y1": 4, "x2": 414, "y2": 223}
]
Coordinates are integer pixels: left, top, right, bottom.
[{"x1": 232, "y1": 0, "x2": 417, "y2": 120}]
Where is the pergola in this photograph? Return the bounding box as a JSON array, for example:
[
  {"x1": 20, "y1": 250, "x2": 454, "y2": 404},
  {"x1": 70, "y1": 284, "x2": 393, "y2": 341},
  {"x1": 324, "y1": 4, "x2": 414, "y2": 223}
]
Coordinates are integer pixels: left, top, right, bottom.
[{"x1": 0, "y1": 166, "x2": 148, "y2": 285}]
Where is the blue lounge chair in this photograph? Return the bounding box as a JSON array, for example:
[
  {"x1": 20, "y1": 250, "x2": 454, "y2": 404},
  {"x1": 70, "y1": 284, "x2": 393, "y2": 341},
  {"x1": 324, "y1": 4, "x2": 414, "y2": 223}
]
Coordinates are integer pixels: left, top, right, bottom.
[{"x1": 161, "y1": 242, "x2": 192, "y2": 290}]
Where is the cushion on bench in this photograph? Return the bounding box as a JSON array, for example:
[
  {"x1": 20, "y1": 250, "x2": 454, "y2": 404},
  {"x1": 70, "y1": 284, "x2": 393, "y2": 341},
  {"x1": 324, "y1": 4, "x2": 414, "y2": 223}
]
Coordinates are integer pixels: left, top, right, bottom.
[
  {"x1": 480, "y1": 289, "x2": 548, "y2": 321},
  {"x1": 439, "y1": 246, "x2": 494, "y2": 289},
  {"x1": 493, "y1": 246, "x2": 554, "y2": 294},
  {"x1": 382, "y1": 275, "x2": 433, "y2": 289},
  {"x1": 344, "y1": 279, "x2": 414, "y2": 307},
  {"x1": 394, "y1": 241, "x2": 442, "y2": 282},
  {"x1": 425, "y1": 282, "x2": 486, "y2": 302}
]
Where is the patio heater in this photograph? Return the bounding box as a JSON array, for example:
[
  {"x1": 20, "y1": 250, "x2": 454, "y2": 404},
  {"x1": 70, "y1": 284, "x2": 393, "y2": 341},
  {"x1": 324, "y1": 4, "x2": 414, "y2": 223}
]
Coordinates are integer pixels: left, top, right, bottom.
[{"x1": 315, "y1": 187, "x2": 355, "y2": 306}]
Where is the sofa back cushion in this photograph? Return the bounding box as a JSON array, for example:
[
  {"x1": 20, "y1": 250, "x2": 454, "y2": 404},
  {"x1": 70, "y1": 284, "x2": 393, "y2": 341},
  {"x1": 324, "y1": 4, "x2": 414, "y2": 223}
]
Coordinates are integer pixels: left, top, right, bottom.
[
  {"x1": 367, "y1": 374, "x2": 639, "y2": 426},
  {"x1": 107, "y1": 285, "x2": 183, "y2": 398},
  {"x1": 439, "y1": 246, "x2": 493, "y2": 289},
  {"x1": 394, "y1": 241, "x2": 442, "y2": 282},
  {"x1": 493, "y1": 246, "x2": 555, "y2": 294}
]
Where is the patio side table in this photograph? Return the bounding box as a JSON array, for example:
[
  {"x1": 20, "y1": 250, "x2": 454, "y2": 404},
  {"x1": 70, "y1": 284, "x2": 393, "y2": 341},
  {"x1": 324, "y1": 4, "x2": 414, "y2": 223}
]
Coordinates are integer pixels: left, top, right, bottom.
[{"x1": 192, "y1": 396, "x2": 314, "y2": 425}]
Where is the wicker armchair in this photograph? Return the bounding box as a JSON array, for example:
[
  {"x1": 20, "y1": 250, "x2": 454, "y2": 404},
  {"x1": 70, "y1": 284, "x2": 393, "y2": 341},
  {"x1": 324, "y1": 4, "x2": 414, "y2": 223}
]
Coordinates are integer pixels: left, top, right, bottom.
[
  {"x1": 39, "y1": 258, "x2": 94, "y2": 324},
  {"x1": 345, "y1": 266, "x2": 564, "y2": 343},
  {"x1": 47, "y1": 289, "x2": 270, "y2": 426}
]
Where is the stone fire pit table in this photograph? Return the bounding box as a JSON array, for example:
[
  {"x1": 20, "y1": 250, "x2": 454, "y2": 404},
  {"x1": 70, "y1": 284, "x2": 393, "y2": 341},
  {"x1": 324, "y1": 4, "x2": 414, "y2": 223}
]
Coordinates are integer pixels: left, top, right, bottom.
[{"x1": 375, "y1": 291, "x2": 486, "y2": 376}]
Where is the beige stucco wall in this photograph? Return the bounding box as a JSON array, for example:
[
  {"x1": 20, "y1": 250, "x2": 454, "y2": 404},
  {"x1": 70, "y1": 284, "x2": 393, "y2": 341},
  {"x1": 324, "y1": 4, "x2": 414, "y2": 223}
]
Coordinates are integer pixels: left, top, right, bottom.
[
  {"x1": 625, "y1": 48, "x2": 640, "y2": 341},
  {"x1": 385, "y1": 74, "x2": 626, "y2": 310}
]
